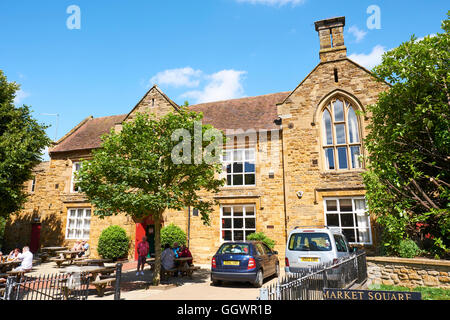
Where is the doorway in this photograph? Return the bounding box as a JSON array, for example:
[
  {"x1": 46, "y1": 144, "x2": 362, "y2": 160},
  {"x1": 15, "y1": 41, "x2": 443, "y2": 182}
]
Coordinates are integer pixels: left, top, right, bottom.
[{"x1": 30, "y1": 223, "x2": 41, "y2": 254}]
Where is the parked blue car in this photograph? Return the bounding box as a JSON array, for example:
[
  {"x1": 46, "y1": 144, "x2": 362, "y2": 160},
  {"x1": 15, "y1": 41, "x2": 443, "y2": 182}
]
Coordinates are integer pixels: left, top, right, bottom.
[{"x1": 211, "y1": 241, "x2": 279, "y2": 288}]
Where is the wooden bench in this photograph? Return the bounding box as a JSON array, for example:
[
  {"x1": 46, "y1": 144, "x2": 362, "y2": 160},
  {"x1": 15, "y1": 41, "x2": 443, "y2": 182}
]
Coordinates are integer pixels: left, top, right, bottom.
[
  {"x1": 91, "y1": 277, "x2": 116, "y2": 297},
  {"x1": 52, "y1": 258, "x2": 67, "y2": 268},
  {"x1": 180, "y1": 265, "x2": 201, "y2": 278},
  {"x1": 160, "y1": 268, "x2": 177, "y2": 280}
]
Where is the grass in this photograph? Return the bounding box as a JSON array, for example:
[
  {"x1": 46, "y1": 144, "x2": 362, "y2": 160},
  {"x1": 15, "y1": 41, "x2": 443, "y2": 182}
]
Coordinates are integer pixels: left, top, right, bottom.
[{"x1": 368, "y1": 284, "x2": 450, "y2": 300}]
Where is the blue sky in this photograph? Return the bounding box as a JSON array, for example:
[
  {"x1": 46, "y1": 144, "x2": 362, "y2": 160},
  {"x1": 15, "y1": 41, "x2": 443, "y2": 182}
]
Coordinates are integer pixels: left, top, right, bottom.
[{"x1": 0, "y1": 0, "x2": 447, "y2": 154}]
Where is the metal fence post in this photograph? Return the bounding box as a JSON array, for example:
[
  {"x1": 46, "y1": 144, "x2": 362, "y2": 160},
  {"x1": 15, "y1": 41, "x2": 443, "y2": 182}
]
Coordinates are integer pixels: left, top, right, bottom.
[
  {"x1": 5, "y1": 276, "x2": 16, "y2": 300},
  {"x1": 259, "y1": 287, "x2": 269, "y2": 300},
  {"x1": 114, "y1": 263, "x2": 122, "y2": 300}
]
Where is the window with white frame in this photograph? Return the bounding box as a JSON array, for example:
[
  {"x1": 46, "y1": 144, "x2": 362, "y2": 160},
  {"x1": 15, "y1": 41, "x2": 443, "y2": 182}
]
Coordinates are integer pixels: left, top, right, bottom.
[
  {"x1": 322, "y1": 98, "x2": 362, "y2": 170},
  {"x1": 324, "y1": 197, "x2": 371, "y2": 244},
  {"x1": 71, "y1": 161, "x2": 82, "y2": 192},
  {"x1": 65, "y1": 208, "x2": 91, "y2": 240},
  {"x1": 221, "y1": 205, "x2": 256, "y2": 241},
  {"x1": 222, "y1": 149, "x2": 256, "y2": 186}
]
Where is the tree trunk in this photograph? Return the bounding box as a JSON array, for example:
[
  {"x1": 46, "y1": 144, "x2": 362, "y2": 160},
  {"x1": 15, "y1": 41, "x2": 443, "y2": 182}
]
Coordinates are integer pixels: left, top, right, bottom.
[{"x1": 152, "y1": 212, "x2": 162, "y2": 286}]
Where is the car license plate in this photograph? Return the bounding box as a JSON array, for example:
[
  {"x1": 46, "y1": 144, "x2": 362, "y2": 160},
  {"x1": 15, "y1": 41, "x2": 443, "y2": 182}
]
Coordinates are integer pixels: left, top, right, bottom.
[
  {"x1": 223, "y1": 261, "x2": 240, "y2": 266},
  {"x1": 301, "y1": 257, "x2": 319, "y2": 262}
]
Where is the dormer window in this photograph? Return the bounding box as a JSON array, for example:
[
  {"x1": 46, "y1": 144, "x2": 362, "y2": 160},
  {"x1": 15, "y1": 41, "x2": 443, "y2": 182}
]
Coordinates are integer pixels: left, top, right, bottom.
[{"x1": 322, "y1": 98, "x2": 362, "y2": 171}]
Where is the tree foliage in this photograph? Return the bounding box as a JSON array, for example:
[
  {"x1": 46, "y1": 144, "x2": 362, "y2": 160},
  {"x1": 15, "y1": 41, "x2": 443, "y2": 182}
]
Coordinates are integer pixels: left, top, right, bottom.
[
  {"x1": 362, "y1": 13, "x2": 450, "y2": 258},
  {"x1": 0, "y1": 70, "x2": 51, "y2": 218},
  {"x1": 77, "y1": 109, "x2": 225, "y2": 284},
  {"x1": 97, "y1": 225, "x2": 130, "y2": 260}
]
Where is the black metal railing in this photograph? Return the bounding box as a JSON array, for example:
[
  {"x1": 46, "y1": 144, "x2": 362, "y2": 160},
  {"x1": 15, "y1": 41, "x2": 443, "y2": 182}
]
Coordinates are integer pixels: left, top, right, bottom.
[
  {"x1": 1, "y1": 272, "x2": 90, "y2": 300},
  {"x1": 259, "y1": 251, "x2": 367, "y2": 300}
]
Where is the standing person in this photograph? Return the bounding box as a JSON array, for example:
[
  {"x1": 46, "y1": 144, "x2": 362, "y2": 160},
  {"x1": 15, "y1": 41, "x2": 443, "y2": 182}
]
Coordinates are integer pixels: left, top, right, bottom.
[
  {"x1": 179, "y1": 245, "x2": 193, "y2": 266},
  {"x1": 14, "y1": 246, "x2": 33, "y2": 271},
  {"x1": 136, "y1": 236, "x2": 149, "y2": 276}
]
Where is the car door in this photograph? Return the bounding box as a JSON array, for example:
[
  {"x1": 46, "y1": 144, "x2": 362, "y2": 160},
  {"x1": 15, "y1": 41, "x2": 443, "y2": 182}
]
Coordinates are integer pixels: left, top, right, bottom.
[
  {"x1": 254, "y1": 243, "x2": 270, "y2": 275},
  {"x1": 262, "y1": 243, "x2": 277, "y2": 276}
]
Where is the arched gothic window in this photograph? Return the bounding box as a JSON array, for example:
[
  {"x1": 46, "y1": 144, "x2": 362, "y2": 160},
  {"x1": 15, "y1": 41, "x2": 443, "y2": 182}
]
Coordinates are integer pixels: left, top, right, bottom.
[{"x1": 322, "y1": 98, "x2": 362, "y2": 170}]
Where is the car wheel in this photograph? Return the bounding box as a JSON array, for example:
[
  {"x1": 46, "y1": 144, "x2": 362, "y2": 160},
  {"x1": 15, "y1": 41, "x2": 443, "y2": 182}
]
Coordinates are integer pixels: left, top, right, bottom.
[{"x1": 253, "y1": 270, "x2": 263, "y2": 288}]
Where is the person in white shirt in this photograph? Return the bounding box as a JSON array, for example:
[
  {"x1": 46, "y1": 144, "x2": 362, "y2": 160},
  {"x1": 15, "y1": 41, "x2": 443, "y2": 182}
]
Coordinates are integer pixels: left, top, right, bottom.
[
  {"x1": 14, "y1": 246, "x2": 33, "y2": 271},
  {"x1": 161, "y1": 243, "x2": 175, "y2": 271}
]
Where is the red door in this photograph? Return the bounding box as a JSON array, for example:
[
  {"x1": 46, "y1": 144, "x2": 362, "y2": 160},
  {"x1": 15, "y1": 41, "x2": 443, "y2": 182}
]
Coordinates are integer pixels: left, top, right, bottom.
[{"x1": 30, "y1": 223, "x2": 41, "y2": 254}]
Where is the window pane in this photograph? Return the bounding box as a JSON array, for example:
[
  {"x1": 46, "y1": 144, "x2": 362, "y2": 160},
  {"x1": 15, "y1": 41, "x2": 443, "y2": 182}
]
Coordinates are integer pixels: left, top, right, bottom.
[
  {"x1": 357, "y1": 228, "x2": 370, "y2": 243},
  {"x1": 222, "y1": 218, "x2": 232, "y2": 229},
  {"x1": 350, "y1": 146, "x2": 361, "y2": 169},
  {"x1": 244, "y1": 162, "x2": 255, "y2": 173},
  {"x1": 335, "y1": 124, "x2": 346, "y2": 144},
  {"x1": 245, "y1": 149, "x2": 255, "y2": 160},
  {"x1": 245, "y1": 230, "x2": 255, "y2": 239},
  {"x1": 326, "y1": 199, "x2": 337, "y2": 211},
  {"x1": 333, "y1": 100, "x2": 344, "y2": 122},
  {"x1": 339, "y1": 199, "x2": 353, "y2": 211},
  {"x1": 234, "y1": 218, "x2": 243, "y2": 229},
  {"x1": 348, "y1": 107, "x2": 359, "y2": 143},
  {"x1": 233, "y1": 162, "x2": 243, "y2": 173},
  {"x1": 337, "y1": 147, "x2": 348, "y2": 169},
  {"x1": 234, "y1": 207, "x2": 243, "y2": 216},
  {"x1": 85, "y1": 209, "x2": 91, "y2": 217},
  {"x1": 341, "y1": 214, "x2": 354, "y2": 227},
  {"x1": 322, "y1": 109, "x2": 333, "y2": 145},
  {"x1": 77, "y1": 209, "x2": 83, "y2": 217},
  {"x1": 223, "y1": 151, "x2": 231, "y2": 162},
  {"x1": 226, "y1": 175, "x2": 232, "y2": 185},
  {"x1": 223, "y1": 230, "x2": 232, "y2": 241},
  {"x1": 245, "y1": 206, "x2": 255, "y2": 216},
  {"x1": 324, "y1": 148, "x2": 335, "y2": 170},
  {"x1": 223, "y1": 207, "x2": 232, "y2": 216},
  {"x1": 233, "y1": 174, "x2": 243, "y2": 185},
  {"x1": 244, "y1": 174, "x2": 255, "y2": 185},
  {"x1": 234, "y1": 230, "x2": 244, "y2": 241},
  {"x1": 245, "y1": 218, "x2": 255, "y2": 229},
  {"x1": 342, "y1": 229, "x2": 355, "y2": 242},
  {"x1": 326, "y1": 214, "x2": 339, "y2": 226},
  {"x1": 226, "y1": 164, "x2": 232, "y2": 173},
  {"x1": 233, "y1": 150, "x2": 243, "y2": 161}
]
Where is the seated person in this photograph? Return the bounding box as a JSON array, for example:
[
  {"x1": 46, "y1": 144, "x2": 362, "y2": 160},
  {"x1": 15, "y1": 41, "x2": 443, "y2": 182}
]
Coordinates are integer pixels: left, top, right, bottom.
[
  {"x1": 13, "y1": 246, "x2": 33, "y2": 272},
  {"x1": 161, "y1": 243, "x2": 175, "y2": 271},
  {"x1": 179, "y1": 245, "x2": 193, "y2": 266},
  {"x1": 71, "y1": 240, "x2": 82, "y2": 251},
  {"x1": 172, "y1": 242, "x2": 180, "y2": 258},
  {"x1": 7, "y1": 248, "x2": 20, "y2": 261},
  {"x1": 78, "y1": 240, "x2": 90, "y2": 257}
]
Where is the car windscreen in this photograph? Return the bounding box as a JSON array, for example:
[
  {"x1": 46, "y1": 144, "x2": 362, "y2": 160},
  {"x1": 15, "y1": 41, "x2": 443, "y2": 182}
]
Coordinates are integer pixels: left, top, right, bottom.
[
  {"x1": 288, "y1": 233, "x2": 332, "y2": 251},
  {"x1": 218, "y1": 243, "x2": 250, "y2": 255}
]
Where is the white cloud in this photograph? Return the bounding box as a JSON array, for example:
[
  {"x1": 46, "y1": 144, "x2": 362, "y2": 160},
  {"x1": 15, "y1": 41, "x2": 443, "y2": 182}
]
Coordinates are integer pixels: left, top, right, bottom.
[
  {"x1": 13, "y1": 89, "x2": 30, "y2": 105},
  {"x1": 182, "y1": 69, "x2": 247, "y2": 104},
  {"x1": 348, "y1": 45, "x2": 387, "y2": 70},
  {"x1": 235, "y1": 0, "x2": 306, "y2": 6},
  {"x1": 149, "y1": 67, "x2": 202, "y2": 88},
  {"x1": 348, "y1": 25, "x2": 367, "y2": 43}
]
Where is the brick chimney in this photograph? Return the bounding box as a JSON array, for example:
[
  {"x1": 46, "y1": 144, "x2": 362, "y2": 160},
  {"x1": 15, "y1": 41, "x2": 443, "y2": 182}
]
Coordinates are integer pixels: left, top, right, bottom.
[{"x1": 314, "y1": 16, "x2": 347, "y2": 62}]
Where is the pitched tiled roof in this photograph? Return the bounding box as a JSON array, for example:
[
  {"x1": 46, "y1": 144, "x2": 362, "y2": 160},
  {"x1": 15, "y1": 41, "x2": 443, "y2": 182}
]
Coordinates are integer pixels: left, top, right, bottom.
[
  {"x1": 50, "y1": 91, "x2": 289, "y2": 154},
  {"x1": 189, "y1": 91, "x2": 290, "y2": 132},
  {"x1": 49, "y1": 114, "x2": 127, "y2": 154}
]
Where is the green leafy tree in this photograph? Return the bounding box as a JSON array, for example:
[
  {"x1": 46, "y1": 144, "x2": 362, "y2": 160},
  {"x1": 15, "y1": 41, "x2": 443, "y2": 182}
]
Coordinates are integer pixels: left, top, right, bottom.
[
  {"x1": 77, "y1": 110, "x2": 225, "y2": 285},
  {"x1": 0, "y1": 70, "x2": 51, "y2": 218},
  {"x1": 362, "y1": 12, "x2": 450, "y2": 257}
]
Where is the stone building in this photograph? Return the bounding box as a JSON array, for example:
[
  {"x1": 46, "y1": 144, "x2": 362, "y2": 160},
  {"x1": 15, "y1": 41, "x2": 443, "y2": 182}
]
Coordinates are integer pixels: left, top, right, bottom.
[{"x1": 4, "y1": 17, "x2": 389, "y2": 264}]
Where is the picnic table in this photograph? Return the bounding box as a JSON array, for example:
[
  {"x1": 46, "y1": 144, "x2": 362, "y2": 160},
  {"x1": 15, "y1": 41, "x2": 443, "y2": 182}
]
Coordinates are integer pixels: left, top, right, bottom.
[
  {"x1": 0, "y1": 261, "x2": 21, "y2": 273},
  {"x1": 41, "y1": 247, "x2": 68, "y2": 256},
  {"x1": 62, "y1": 265, "x2": 115, "y2": 281},
  {"x1": 51, "y1": 250, "x2": 84, "y2": 267},
  {"x1": 6, "y1": 269, "x2": 31, "y2": 281},
  {"x1": 73, "y1": 259, "x2": 112, "y2": 267}
]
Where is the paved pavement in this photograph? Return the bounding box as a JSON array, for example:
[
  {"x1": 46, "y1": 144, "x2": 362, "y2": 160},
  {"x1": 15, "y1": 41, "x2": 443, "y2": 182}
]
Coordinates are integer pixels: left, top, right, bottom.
[{"x1": 27, "y1": 259, "x2": 283, "y2": 300}]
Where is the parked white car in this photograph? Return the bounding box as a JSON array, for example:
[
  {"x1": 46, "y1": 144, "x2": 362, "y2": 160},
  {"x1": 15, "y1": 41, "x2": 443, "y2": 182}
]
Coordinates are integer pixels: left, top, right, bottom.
[{"x1": 285, "y1": 226, "x2": 351, "y2": 274}]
